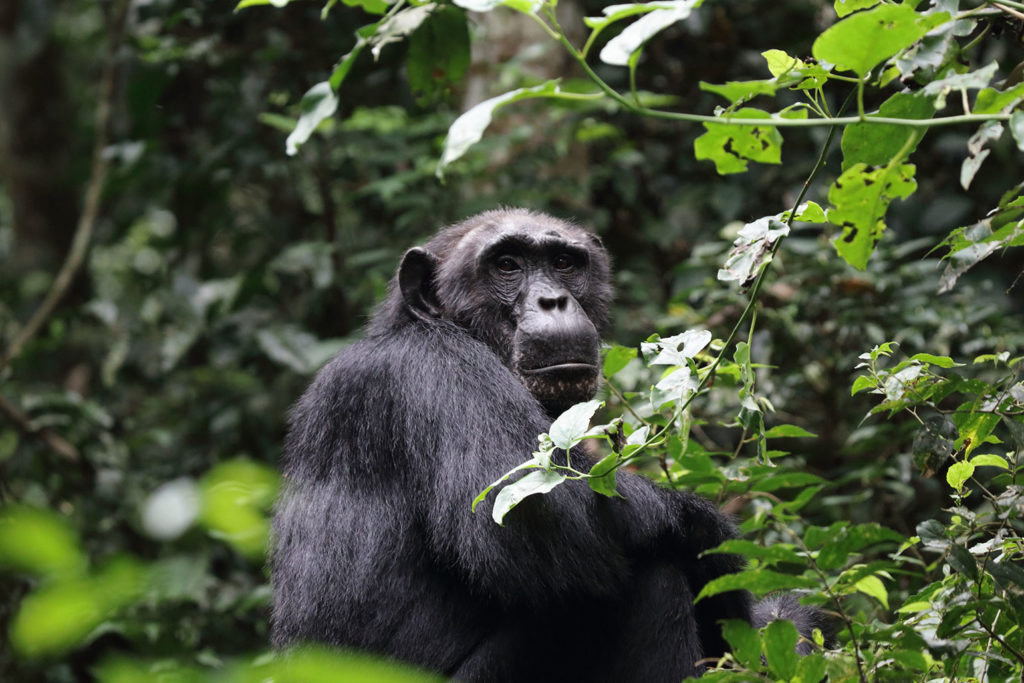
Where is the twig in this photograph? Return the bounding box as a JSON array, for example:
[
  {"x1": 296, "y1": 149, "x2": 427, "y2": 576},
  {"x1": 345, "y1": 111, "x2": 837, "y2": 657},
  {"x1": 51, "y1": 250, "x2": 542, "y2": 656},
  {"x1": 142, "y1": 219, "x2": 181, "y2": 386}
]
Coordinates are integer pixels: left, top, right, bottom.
[
  {"x1": 0, "y1": 0, "x2": 130, "y2": 370},
  {"x1": 0, "y1": 393, "x2": 79, "y2": 461}
]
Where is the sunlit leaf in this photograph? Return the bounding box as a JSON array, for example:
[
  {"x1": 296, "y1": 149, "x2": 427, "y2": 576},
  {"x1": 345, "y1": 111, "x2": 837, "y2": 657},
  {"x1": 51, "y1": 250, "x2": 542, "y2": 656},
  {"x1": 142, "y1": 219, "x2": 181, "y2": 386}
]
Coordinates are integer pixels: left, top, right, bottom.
[
  {"x1": 286, "y1": 82, "x2": 338, "y2": 156},
  {"x1": 598, "y1": 1, "x2": 702, "y2": 66},
  {"x1": 813, "y1": 5, "x2": 951, "y2": 77},
  {"x1": 827, "y1": 162, "x2": 917, "y2": 270},
  {"x1": 694, "y1": 108, "x2": 783, "y2": 175},
  {"x1": 0, "y1": 506, "x2": 86, "y2": 578},
  {"x1": 549, "y1": 400, "x2": 604, "y2": 450},
  {"x1": 438, "y1": 81, "x2": 561, "y2": 175},
  {"x1": 945, "y1": 460, "x2": 975, "y2": 491}
]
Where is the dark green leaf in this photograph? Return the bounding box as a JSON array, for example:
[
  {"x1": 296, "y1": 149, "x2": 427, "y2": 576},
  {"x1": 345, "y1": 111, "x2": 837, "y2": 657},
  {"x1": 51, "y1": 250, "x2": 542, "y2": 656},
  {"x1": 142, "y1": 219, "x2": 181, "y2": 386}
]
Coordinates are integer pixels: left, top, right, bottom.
[
  {"x1": 721, "y1": 619, "x2": 762, "y2": 670},
  {"x1": 762, "y1": 620, "x2": 799, "y2": 679},
  {"x1": 841, "y1": 92, "x2": 933, "y2": 170}
]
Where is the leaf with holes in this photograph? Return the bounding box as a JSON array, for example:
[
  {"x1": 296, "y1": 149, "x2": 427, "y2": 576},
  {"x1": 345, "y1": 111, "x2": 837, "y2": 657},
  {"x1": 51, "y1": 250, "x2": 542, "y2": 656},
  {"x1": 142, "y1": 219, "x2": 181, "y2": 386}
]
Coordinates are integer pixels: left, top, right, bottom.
[
  {"x1": 827, "y1": 162, "x2": 917, "y2": 270},
  {"x1": 694, "y1": 108, "x2": 784, "y2": 175}
]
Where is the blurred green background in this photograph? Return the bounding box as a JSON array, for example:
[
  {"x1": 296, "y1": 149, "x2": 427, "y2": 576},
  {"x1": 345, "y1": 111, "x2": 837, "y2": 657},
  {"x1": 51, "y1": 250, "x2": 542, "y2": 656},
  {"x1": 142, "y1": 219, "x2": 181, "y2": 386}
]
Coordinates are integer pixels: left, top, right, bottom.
[{"x1": 1, "y1": 0, "x2": 1022, "y2": 679}]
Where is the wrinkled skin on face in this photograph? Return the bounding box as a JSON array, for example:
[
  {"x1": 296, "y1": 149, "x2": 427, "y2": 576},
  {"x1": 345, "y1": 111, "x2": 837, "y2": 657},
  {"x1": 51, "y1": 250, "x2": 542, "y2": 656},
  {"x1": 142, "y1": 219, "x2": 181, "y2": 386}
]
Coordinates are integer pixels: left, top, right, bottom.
[{"x1": 385, "y1": 208, "x2": 613, "y2": 416}]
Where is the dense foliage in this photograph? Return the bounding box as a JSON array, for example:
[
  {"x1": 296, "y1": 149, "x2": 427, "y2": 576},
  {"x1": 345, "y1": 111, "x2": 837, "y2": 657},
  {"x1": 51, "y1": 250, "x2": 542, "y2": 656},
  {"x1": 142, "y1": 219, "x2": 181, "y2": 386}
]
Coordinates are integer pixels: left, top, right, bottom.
[{"x1": 1, "y1": 0, "x2": 1023, "y2": 680}]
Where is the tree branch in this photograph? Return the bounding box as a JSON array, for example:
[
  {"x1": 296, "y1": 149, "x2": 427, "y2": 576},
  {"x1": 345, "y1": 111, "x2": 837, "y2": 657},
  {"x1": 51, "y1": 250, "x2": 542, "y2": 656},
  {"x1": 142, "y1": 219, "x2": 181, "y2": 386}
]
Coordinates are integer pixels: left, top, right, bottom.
[{"x1": 0, "y1": 0, "x2": 130, "y2": 370}]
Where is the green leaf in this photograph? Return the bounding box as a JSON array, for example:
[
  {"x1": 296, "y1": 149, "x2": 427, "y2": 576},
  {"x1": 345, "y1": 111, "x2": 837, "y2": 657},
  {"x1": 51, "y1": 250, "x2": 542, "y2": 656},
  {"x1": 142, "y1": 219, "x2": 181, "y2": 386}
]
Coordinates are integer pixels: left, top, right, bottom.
[
  {"x1": 406, "y1": 7, "x2": 470, "y2": 105},
  {"x1": 761, "y1": 49, "x2": 804, "y2": 77},
  {"x1": 549, "y1": 400, "x2": 604, "y2": 450},
  {"x1": 945, "y1": 461, "x2": 975, "y2": 491},
  {"x1": 235, "y1": 0, "x2": 293, "y2": 9},
  {"x1": 0, "y1": 506, "x2": 87, "y2": 578},
  {"x1": 472, "y1": 459, "x2": 542, "y2": 512},
  {"x1": 908, "y1": 353, "x2": 961, "y2": 368},
  {"x1": 492, "y1": 470, "x2": 567, "y2": 525},
  {"x1": 791, "y1": 201, "x2": 827, "y2": 223},
  {"x1": 603, "y1": 345, "x2": 637, "y2": 378},
  {"x1": 989, "y1": 560, "x2": 1024, "y2": 591},
  {"x1": 339, "y1": 0, "x2": 388, "y2": 15},
  {"x1": 328, "y1": 42, "x2": 367, "y2": 91},
  {"x1": 816, "y1": 523, "x2": 904, "y2": 570},
  {"x1": 974, "y1": 82, "x2": 1024, "y2": 115},
  {"x1": 694, "y1": 108, "x2": 783, "y2": 175},
  {"x1": 199, "y1": 460, "x2": 280, "y2": 559},
  {"x1": 696, "y1": 568, "x2": 817, "y2": 601},
  {"x1": 763, "y1": 620, "x2": 799, "y2": 680},
  {"x1": 598, "y1": 1, "x2": 702, "y2": 66},
  {"x1": 947, "y1": 543, "x2": 977, "y2": 580},
  {"x1": 11, "y1": 558, "x2": 145, "y2": 658},
  {"x1": 923, "y1": 63, "x2": 999, "y2": 110},
  {"x1": 853, "y1": 574, "x2": 889, "y2": 608},
  {"x1": 834, "y1": 0, "x2": 880, "y2": 18},
  {"x1": 707, "y1": 539, "x2": 804, "y2": 565},
  {"x1": 952, "y1": 407, "x2": 1000, "y2": 456},
  {"x1": 851, "y1": 374, "x2": 875, "y2": 395},
  {"x1": 1012, "y1": 110, "x2": 1024, "y2": 152},
  {"x1": 841, "y1": 92, "x2": 933, "y2": 170},
  {"x1": 796, "y1": 654, "x2": 828, "y2": 682},
  {"x1": 587, "y1": 453, "x2": 622, "y2": 497},
  {"x1": 438, "y1": 81, "x2": 561, "y2": 175},
  {"x1": 812, "y1": 5, "x2": 951, "y2": 77},
  {"x1": 827, "y1": 162, "x2": 917, "y2": 270},
  {"x1": 699, "y1": 79, "x2": 780, "y2": 105},
  {"x1": 969, "y1": 453, "x2": 1008, "y2": 469},
  {"x1": 286, "y1": 82, "x2": 339, "y2": 156},
  {"x1": 763, "y1": 424, "x2": 817, "y2": 439},
  {"x1": 721, "y1": 619, "x2": 762, "y2": 670}
]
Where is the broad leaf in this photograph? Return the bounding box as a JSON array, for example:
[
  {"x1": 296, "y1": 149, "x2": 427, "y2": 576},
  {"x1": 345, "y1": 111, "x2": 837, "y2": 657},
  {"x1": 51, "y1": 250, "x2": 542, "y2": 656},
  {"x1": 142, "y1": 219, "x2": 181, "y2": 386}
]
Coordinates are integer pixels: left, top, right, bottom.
[
  {"x1": 549, "y1": 400, "x2": 604, "y2": 450},
  {"x1": 603, "y1": 345, "x2": 637, "y2": 378},
  {"x1": 827, "y1": 162, "x2": 917, "y2": 270},
  {"x1": 841, "y1": 92, "x2": 933, "y2": 170},
  {"x1": 694, "y1": 108, "x2": 783, "y2": 175},
  {"x1": 438, "y1": 81, "x2": 561, "y2": 175},
  {"x1": 599, "y1": 1, "x2": 702, "y2": 66},
  {"x1": 492, "y1": 470, "x2": 567, "y2": 525},
  {"x1": 812, "y1": 4, "x2": 950, "y2": 77},
  {"x1": 286, "y1": 82, "x2": 339, "y2": 156}
]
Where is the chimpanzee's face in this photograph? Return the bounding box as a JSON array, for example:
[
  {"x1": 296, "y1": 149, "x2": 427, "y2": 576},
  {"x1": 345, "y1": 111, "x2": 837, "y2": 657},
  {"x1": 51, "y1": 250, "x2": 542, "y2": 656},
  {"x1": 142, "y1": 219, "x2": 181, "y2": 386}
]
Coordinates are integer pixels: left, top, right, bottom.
[{"x1": 400, "y1": 210, "x2": 613, "y2": 417}]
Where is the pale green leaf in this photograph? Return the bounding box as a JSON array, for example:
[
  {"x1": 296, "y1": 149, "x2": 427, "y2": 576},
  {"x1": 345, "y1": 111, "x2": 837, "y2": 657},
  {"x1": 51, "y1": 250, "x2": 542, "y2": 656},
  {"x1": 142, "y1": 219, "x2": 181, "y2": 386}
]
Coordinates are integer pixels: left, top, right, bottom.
[
  {"x1": 549, "y1": 400, "x2": 604, "y2": 450},
  {"x1": 286, "y1": 82, "x2": 338, "y2": 156},
  {"x1": 492, "y1": 470, "x2": 566, "y2": 525},
  {"x1": 599, "y1": 1, "x2": 702, "y2": 66}
]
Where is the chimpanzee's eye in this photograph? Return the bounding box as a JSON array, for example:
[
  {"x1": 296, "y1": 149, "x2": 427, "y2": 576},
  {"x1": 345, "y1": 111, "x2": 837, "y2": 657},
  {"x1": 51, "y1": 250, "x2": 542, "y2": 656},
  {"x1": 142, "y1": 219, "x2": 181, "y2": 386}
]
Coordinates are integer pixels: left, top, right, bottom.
[
  {"x1": 495, "y1": 256, "x2": 521, "y2": 273},
  {"x1": 553, "y1": 253, "x2": 575, "y2": 271}
]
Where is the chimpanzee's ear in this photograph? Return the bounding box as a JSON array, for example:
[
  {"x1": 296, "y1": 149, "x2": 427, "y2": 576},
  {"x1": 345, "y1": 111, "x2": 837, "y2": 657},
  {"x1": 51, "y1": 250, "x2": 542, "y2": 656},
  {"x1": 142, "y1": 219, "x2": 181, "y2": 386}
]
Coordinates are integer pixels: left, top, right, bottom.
[{"x1": 398, "y1": 247, "x2": 441, "y2": 321}]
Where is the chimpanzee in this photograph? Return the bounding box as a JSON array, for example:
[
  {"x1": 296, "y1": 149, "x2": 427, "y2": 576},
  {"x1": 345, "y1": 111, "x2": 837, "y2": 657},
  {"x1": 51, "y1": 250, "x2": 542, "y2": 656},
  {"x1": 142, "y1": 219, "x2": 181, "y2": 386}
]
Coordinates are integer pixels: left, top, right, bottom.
[{"x1": 271, "y1": 208, "x2": 822, "y2": 680}]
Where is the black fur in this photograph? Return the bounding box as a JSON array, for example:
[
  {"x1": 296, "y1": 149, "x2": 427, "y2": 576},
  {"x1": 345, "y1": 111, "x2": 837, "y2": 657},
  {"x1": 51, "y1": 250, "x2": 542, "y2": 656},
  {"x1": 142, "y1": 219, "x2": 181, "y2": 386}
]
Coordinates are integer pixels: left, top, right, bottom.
[{"x1": 271, "y1": 209, "x2": 815, "y2": 680}]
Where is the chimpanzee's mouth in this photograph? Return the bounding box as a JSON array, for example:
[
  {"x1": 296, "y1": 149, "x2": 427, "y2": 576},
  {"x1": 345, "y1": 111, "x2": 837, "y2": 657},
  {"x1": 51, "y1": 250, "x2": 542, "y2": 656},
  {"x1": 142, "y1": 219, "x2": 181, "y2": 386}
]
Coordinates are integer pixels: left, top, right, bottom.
[{"x1": 520, "y1": 363, "x2": 596, "y2": 375}]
